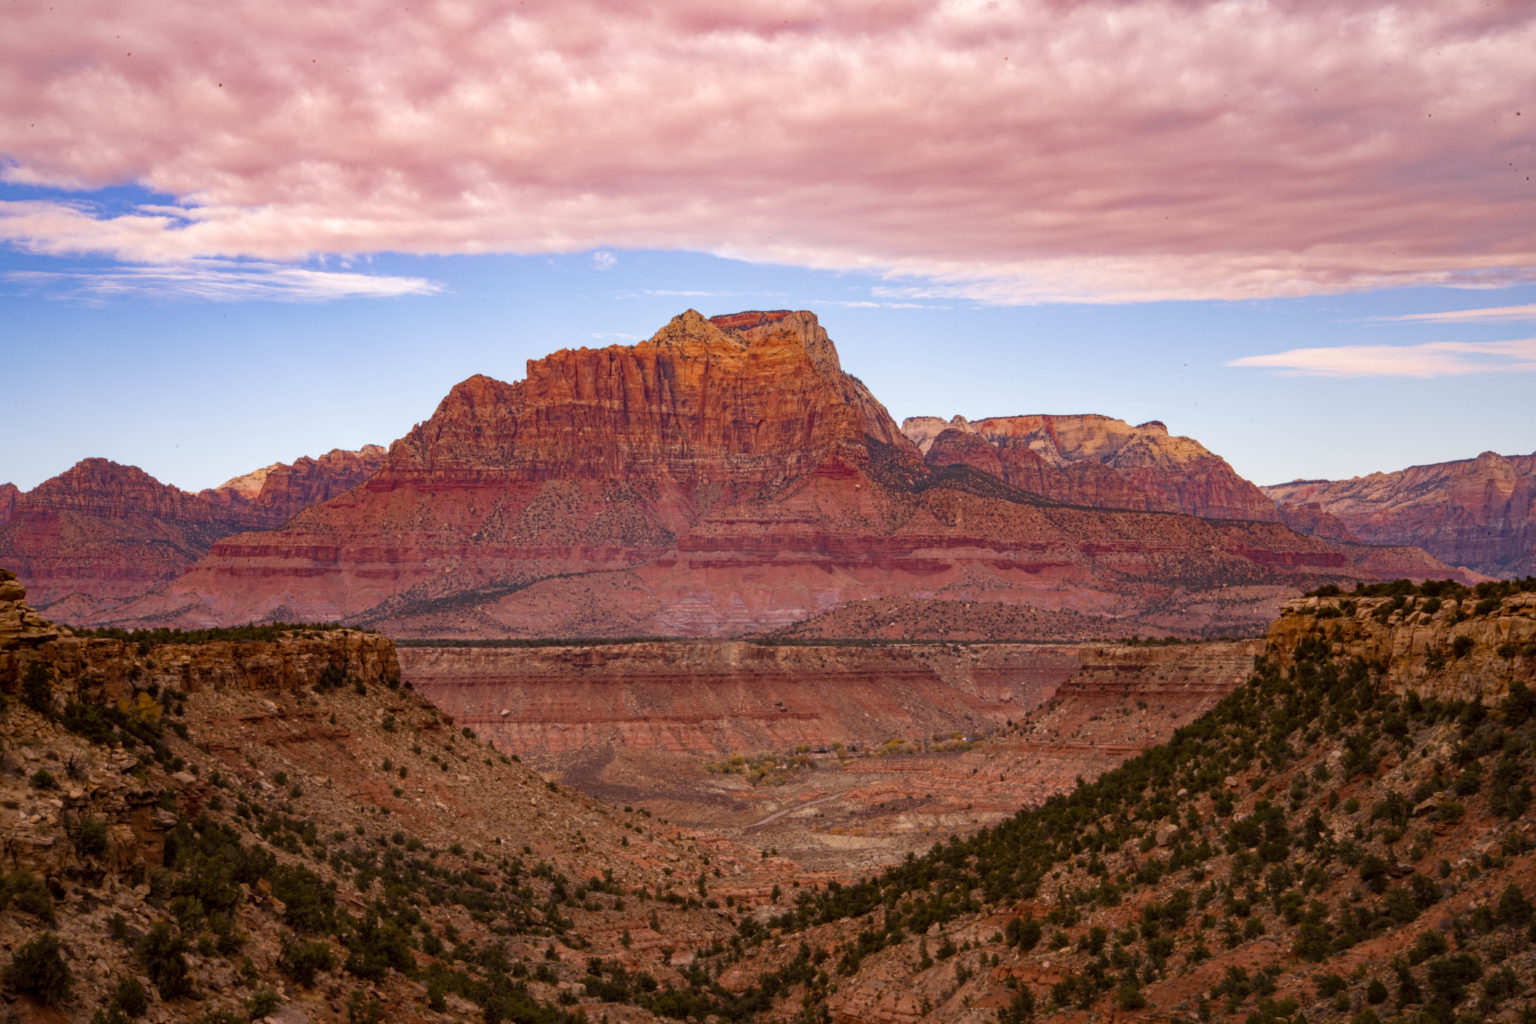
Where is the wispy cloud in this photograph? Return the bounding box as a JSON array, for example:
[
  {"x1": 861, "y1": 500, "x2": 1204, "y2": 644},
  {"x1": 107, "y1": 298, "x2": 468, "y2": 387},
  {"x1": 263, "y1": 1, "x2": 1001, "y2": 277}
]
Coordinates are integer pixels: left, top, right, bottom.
[
  {"x1": 6, "y1": 260, "x2": 441, "y2": 303},
  {"x1": 1229, "y1": 338, "x2": 1536, "y2": 378},
  {"x1": 1, "y1": 3, "x2": 1535, "y2": 302},
  {"x1": 1363, "y1": 303, "x2": 1536, "y2": 325},
  {"x1": 590, "y1": 250, "x2": 616, "y2": 271}
]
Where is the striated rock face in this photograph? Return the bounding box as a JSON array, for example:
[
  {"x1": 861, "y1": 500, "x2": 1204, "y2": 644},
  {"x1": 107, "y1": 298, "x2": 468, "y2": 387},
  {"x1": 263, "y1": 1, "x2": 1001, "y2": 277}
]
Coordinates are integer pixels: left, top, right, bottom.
[
  {"x1": 402, "y1": 636, "x2": 1261, "y2": 764},
  {"x1": 1267, "y1": 587, "x2": 1536, "y2": 701},
  {"x1": 0, "y1": 446, "x2": 383, "y2": 617},
  {"x1": 906, "y1": 413, "x2": 1282, "y2": 521},
  {"x1": 206, "y1": 443, "x2": 387, "y2": 524},
  {"x1": 100, "y1": 311, "x2": 1470, "y2": 637},
  {"x1": 1265, "y1": 450, "x2": 1536, "y2": 577}
]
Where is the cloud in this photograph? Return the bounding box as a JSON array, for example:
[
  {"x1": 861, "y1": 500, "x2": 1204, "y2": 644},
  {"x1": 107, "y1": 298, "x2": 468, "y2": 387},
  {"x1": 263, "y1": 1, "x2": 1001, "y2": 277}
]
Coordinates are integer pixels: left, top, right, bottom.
[
  {"x1": 1228, "y1": 338, "x2": 1536, "y2": 377},
  {"x1": 6, "y1": 260, "x2": 440, "y2": 302},
  {"x1": 590, "y1": 250, "x2": 616, "y2": 271},
  {"x1": 1364, "y1": 303, "x2": 1536, "y2": 325},
  {"x1": 2, "y1": 1, "x2": 1535, "y2": 303}
]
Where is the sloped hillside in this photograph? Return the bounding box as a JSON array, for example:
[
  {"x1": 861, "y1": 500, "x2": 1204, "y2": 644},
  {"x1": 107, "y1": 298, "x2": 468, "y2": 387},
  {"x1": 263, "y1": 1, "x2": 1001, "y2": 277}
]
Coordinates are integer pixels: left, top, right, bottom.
[
  {"x1": 624, "y1": 579, "x2": 1536, "y2": 1023},
  {"x1": 0, "y1": 572, "x2": 789, "y2": 1024}
]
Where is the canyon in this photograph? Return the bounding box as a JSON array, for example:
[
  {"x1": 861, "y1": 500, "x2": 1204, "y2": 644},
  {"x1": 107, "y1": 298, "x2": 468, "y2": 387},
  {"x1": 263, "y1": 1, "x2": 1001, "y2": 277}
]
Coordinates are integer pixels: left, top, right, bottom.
[{"x1": 402, "y1": 636, "x2": 1261, "y2": 870}]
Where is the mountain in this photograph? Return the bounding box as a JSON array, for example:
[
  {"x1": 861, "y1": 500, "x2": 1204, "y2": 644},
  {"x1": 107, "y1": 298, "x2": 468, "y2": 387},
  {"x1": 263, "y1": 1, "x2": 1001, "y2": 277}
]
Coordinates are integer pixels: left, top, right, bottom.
[
  {"x1": 903, "y1": 413, "x2": 1283, "y2": 522},
  {"x1": 100, "y1": 310, "x2": 1466, "y2": 639},
  {"x1": 0, "y1": 447, "x2": 385, "y2": 620},
  {"x1": 1265, "y1": 450, "x2": 1536, "y2": 577}
]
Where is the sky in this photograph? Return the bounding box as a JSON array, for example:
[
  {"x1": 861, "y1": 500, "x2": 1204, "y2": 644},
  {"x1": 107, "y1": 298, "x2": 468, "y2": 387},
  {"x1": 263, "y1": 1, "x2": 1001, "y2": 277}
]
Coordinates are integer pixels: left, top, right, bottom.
[{"x1": 3, "y1": 0, "x2": 1534, "y2": 493}]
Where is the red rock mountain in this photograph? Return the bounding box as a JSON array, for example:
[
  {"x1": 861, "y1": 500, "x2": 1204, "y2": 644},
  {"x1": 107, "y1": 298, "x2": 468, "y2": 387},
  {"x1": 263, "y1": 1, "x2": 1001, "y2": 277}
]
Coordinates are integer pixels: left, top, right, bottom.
[
  {"x1": 0, "y1": 446, "x2": 385, "y2": 618},
  {"x1": 1264, "y1": 449, "x2": 1536, "y2": 577},
  {"x1": 903, "y1": 413, "x2": 1282, "y2": 521},
  {"x1": 102, "y1": 310, "x2": 1465, "y2": 638}
]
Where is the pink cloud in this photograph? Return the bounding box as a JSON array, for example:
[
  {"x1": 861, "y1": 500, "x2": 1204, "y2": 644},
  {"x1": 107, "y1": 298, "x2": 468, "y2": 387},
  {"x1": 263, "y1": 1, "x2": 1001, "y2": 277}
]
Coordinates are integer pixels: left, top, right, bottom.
[
  {"x1": 1229, "y1": 337, "x2": 1536, "y2": 377},
  {"x1": 1, "y1": 0, "x2": 1534, "y2": 302}
]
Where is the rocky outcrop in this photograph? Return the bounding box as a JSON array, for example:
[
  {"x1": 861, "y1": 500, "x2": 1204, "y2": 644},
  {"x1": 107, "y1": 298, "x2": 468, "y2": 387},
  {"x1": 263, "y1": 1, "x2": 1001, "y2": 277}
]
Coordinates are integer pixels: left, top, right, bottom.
[
  {"x1": 0, "y1": 446, "x2": 383, "y2": 617},
  {"x1": 206, "y1": 443, "x2": 387, "y2": 523},
  {"x1": 1267, "y1": 585, "x2": 1536, "y2": 701},
  {"x1": 906, "y1": 413, "x2": 1282, "y2": 522},
  {"x1": 1265, "y1": 450, "x2": 1536, "y2": 577},
  {"x1": 100, "y1": 312, "x2": 1470, "y2": 637},
  {"x1": 0, "y1": 572, "x2": 398, "y2": 699}
]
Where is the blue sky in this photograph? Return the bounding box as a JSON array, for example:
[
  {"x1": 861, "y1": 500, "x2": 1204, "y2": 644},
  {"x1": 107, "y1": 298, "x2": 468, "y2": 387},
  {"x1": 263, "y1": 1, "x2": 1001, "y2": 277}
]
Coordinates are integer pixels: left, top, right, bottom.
[
  {"x1": 3, "y1": 2, "x2": 1534, "y2": 493},
  {"x1": 6, "y1": 233, "x2": 1534, "y2": 493}
]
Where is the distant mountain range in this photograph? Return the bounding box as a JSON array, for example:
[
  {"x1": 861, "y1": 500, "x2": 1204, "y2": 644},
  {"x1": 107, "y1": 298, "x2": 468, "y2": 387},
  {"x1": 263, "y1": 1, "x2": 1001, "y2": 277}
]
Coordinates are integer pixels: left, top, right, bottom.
[{"x1": 2, "y1": 310, "x2": 1523, "y2": 638}]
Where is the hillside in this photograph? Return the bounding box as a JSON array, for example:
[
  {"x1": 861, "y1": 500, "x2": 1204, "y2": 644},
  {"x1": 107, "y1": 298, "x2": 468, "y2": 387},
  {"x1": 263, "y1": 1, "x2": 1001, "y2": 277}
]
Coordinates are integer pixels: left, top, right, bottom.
[
  {"x1": 639, "y1": 578, "x2": 1535, "y2": 1023},
  {"x1": 0, "y1": 571, "x2": 788, "y2": 1023}
]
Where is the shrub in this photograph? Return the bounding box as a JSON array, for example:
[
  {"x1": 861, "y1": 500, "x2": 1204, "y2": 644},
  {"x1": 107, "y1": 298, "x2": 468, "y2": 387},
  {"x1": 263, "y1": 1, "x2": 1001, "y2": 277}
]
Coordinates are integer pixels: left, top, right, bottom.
[
  {"x1": 279, "y1": 938, "x2": 336, "y2": 987},
  {"x1": 21, "y1": 661, "x2": 54, "y2": 715},
  {"x1": 5, "y1": 933, "x2": 72, "y2": 1004},
  {"x1": 137, "y1": 921, "x2": 191, "y2": 998},
  {"x1": 1, "y1": 869, "x2": 56, "y2": 922},
  {"x1": 113, "y1": 974, "x2": 150, "y2": 1017},
  {"x1": 74, "y1": 816, "x2": 110, "y2": 858}
]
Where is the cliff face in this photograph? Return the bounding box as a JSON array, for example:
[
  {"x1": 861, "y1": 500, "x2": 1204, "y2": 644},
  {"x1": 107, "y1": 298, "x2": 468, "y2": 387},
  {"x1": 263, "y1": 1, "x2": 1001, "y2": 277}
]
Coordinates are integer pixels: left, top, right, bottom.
[
  {"x1": 1265, "y1": 450, "x2": 1536, "y2": 577},
  {"x1": 403, "y1": 637, "x2": 1261, "y2": 765},
  {"x1": 0, "y1": 571, "x2": 399, "y2": 700},
  {"x1": 0, "y1": 447, "x2": 383, "y2": 617},
  {"x1": 905, "y1": 413, "x2": 1282, "y2": 522},
  {"x1": 0, "y1": 481, "x2": 19, "y2": 526},
  {"x1": 98, "y1": 312, "x2": 1469, "y2": 637},
  {"x1": 1267, "y1": 585, "x2": 1536, "y2": 700}
]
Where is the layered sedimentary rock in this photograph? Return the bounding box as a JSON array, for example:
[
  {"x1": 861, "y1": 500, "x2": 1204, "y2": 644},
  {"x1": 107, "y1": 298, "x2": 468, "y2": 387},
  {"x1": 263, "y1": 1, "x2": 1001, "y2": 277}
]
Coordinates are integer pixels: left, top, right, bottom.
[
  {"x1": 401, "y1": 636, "x2": 1261, "y2": 763},
  {"x1": 905, "y1": 413, "x2": 1281, "y2": 521},
  {"x1": 1265, "y1": 450, "x2": 1536, "y2": 577},
  {"x1": 0, "y1": 572, "x2": 397, "y2": 701},
  {"x1": 1267, "y1": 586, "x2": 1536, "y2": 700},
  {"x1": 0, "y1": 446, "x2": 383, "y2": 617},
  {"x1": 102, "y1": 310, "x2": 1468, "y2": 637}
]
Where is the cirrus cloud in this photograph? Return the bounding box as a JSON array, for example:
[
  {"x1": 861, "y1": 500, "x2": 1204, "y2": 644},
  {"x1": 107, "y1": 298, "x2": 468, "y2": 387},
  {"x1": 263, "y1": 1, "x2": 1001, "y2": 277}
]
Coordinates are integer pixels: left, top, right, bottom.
[
  {"x1": 1, "y1": 0, "x2": 1534, "y2": 303},
  {"x1": 1228, "y1": 337, "x2": 1536, "y2": 377}
]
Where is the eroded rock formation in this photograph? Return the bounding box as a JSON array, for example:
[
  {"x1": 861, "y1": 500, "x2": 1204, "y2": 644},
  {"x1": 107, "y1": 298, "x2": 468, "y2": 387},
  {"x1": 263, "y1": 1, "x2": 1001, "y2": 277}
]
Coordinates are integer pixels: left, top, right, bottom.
[
  {"x1": 98, "y1": 312, "x2": 1465, "y2": 637},
  {"x1": 1265, "y1": 449, "x2": 1536, "y2": 577}
]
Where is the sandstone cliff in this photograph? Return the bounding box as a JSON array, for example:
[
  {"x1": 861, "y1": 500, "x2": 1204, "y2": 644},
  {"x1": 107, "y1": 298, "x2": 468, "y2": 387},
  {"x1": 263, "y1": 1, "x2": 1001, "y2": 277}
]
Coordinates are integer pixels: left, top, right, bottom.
[
  {"x1": 1267, "y1": 582, "x2": 1536, "y2": 700},
  {"x1": 100, "y1": 312, "x2": 1464, "y2": 638},
  {"x1": 1265, "y1": 449, "x2": 1536, "y2": 577}
]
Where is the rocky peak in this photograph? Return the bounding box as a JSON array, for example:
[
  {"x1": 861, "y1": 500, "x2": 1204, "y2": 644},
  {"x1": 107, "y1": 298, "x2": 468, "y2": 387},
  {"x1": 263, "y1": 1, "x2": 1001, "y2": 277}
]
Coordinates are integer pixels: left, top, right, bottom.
[
  {"x1": 23, "y1": 458, "x2": 212, "y2": 521},
  {"x1": 0, "y1": 482, "x2": 18, "y2": 526}
]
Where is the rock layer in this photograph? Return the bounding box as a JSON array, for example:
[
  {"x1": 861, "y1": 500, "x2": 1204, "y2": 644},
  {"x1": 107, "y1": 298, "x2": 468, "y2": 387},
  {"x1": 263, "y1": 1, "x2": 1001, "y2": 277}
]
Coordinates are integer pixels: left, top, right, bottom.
[
  {"x1": 402, "y1": 636, "x2": 1262, "y2": 763},
  {"x1": 1265, "y1": 450, "x2": 1536, "y2": 577}
]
